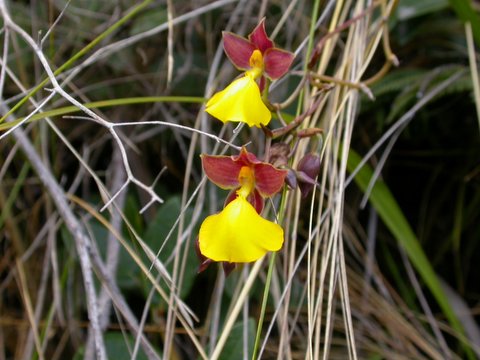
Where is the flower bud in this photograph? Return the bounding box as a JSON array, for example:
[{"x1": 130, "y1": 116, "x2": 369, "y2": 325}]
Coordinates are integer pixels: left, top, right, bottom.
[
  {"x1": 297, "y1": 153, "x2": 321, "y2": 198},
  {"x1": 285, "y1": 169, "x2": 297, "y2": 189}
]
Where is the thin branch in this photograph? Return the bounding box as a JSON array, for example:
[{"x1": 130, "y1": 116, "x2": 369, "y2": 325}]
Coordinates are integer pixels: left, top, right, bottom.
[{"x1": 84, "y1": 146, "x2": 127, "y2": 359}]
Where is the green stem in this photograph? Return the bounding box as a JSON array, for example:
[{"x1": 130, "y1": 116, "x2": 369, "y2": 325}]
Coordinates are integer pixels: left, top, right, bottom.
[
  {"x1": 0, "y1": 163, "x2": 29, "y2": 228},
  {"x1": 251, "y1": 179, "x2": 290, "y2": 360},
  {"x1": 295, "y1": 0, "x2": 322, "y2": 116},
  {"x1": 252, "y1": 1, "x2": 322, "y2": 357},
  {"x1": 262, "y1": 77, "x2": 271, "y2": 105},
  {"x1": 251, "y1": 252, "x2": 276, "y2": 360},
  {"x1": 0, "y1": 96, "x2": 205, "y2": 131}
]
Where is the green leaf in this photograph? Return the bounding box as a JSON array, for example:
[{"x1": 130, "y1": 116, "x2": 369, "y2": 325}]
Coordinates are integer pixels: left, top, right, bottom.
[
  {"x1": 124, "y1": 194, "x2": 145, "y2": 235},
  {"x1": 0, "y1": 96, "x2": 205, "y2": 132},
  {"x1": 385, "y1": 66, "x2": 471, "y2": 124},
  {"x1": 84, "y1": 216, "x2": 140, "y2": 290},
  {"x1": 104, "y1": 332, "x2": 151, "y2": 360},
  {"x1": 130, "y1": 8, "x2": 168, "y2": 36},
  {"x1": 219, "y1": 319, "x2": 256, "y2": 360},
  {"x1": 73, "y1": 332, "x2": 156, "y2": 360},
  {"x1": 370, "y1": 69, "x2": 426, "y2": 98},
  {"x1": 395, "y1": 0, "x2": 449, "y2": 20},
  {"x1": 448, "y1": 0, "x2": 480, "y2": 47},
  {"x1": 347, "y1": 148, "x2": 475, "y2": 359},
  {"x1": 385, "y1": 85, "x2": 418, "y2": 124},
  {"x1": 0, "y1": 164, "x2": 29, "y2": 229}
]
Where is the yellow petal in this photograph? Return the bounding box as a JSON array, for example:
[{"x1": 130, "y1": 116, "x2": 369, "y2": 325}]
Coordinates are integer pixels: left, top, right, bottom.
[
  {"x1": 198, "y1": 196, "x2": 283, "y2": 262},
  {"x1": 205, "y1": 75, "x2": 271, "y2": 127}
]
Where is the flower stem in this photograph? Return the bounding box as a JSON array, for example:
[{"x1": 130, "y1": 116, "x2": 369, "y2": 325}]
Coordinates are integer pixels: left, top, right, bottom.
[
  {"x1": 251, "y1": 252, "x2": 276, "y2": 360},
  {"x1": 252, "y1": 0, "x2": 322, "y2": 357},
  {"x1": 251, "y1": 186, "x2": 289, "y2": 360}
]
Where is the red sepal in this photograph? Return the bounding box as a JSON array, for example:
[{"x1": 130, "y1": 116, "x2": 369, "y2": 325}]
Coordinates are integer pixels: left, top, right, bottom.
[
  {"x1": 201, "y1": 154, "x2": 243, "y2": 190},
  {"x1": 202, "y1": 147, "x2": 286, "y2": 198},
  {"x1": 248, "y1": 18, "x2": 273, "y2": 53},
  {"x1": 233, "y1": 146, "x2": 261, "y2": 165},
  {"x1": 253, "y1": 163, "x2": 287, "y2": 197},
  {"x1": 222, "y1": 31, "x2": 256, "y2": 71},
  {"x1": 264, "y1": 48, "x2": 295, "y2": 80}
]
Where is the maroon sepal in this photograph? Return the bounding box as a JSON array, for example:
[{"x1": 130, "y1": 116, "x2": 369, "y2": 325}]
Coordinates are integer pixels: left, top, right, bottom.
[
  {"x1": 297, "y1": 153, "x2": 321, "y2": 198},
  {"x1": 222, "y1": 262, "x2": 236, "y2": 277},
  {"x1": 201, "y1": 147, "x2": 287, "y2": 198},
  {"x1": 221, "y1": 18, "x2": 295, "y2": 81},
  {"x1": 248, "y1": 18, "x2": 273, "y2": 53},
  {"x1": 195, "y1": 237, "x2": 213, "y2": 273},
  {"x1": 297, "y1": 171, "x2": 317, "y2": 198},
  {"x1": 263, "y1": 48, "x2": 295, "y2": 80},
  {"x1": 222, "y1": 31, "x2": 256, "y2": 71}
]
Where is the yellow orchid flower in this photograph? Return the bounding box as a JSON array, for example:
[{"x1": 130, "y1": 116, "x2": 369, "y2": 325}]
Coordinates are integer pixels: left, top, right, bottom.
[
  {"x1": 197, "y1": 148, "x2": 287, "y2": 265},
  {"x1": 205, "y1": 71, "x2": 271, "y2": 127},
  {"x1": 198, "y1": 195, "x2": 283, "y2": 263},
  {"x1": 204, "y1": 19, "x2": 295, "y2": 128}
]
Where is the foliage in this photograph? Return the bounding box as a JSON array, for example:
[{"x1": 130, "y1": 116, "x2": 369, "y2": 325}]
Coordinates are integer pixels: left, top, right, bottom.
[{"x1": 0, "y1": 1, "x2": 479, "y2": 359}]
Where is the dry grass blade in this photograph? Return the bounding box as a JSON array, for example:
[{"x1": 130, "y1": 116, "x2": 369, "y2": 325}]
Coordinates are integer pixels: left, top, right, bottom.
[{"x1": 0, "y1": 0, "x2": 476, "y2": 359}]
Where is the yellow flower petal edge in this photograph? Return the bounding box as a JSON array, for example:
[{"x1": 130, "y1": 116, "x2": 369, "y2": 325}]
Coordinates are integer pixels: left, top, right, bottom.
[
  {"x1": 198, "y1": 196, "x2": 283, "y2": 263},
  {"x1": 205, "y1": 74, "x2": 271, "y2": 127}
]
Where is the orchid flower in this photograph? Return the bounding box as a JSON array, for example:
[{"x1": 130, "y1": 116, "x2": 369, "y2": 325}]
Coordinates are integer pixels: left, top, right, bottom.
[
  {"x1": 201, "y1": 147, "x2": 287, "y2": 212},
  {"x1": 198, "y1": 147, "x2": 287, "y2": 263},
  {"x1": 205, "y1": 19, "x2": 294, "y2": 127},
  {"x1": 222, "y1": 18, "x2": 295, "y2": 82},
  {"x1": 205, "y1": 70, "x2": 271, "y2": 127}
]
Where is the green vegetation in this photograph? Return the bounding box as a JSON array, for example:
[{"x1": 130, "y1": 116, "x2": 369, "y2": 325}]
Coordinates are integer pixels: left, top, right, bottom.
[{"x1": 0, "y1": 1, "x2": 478, "y2": 359}]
